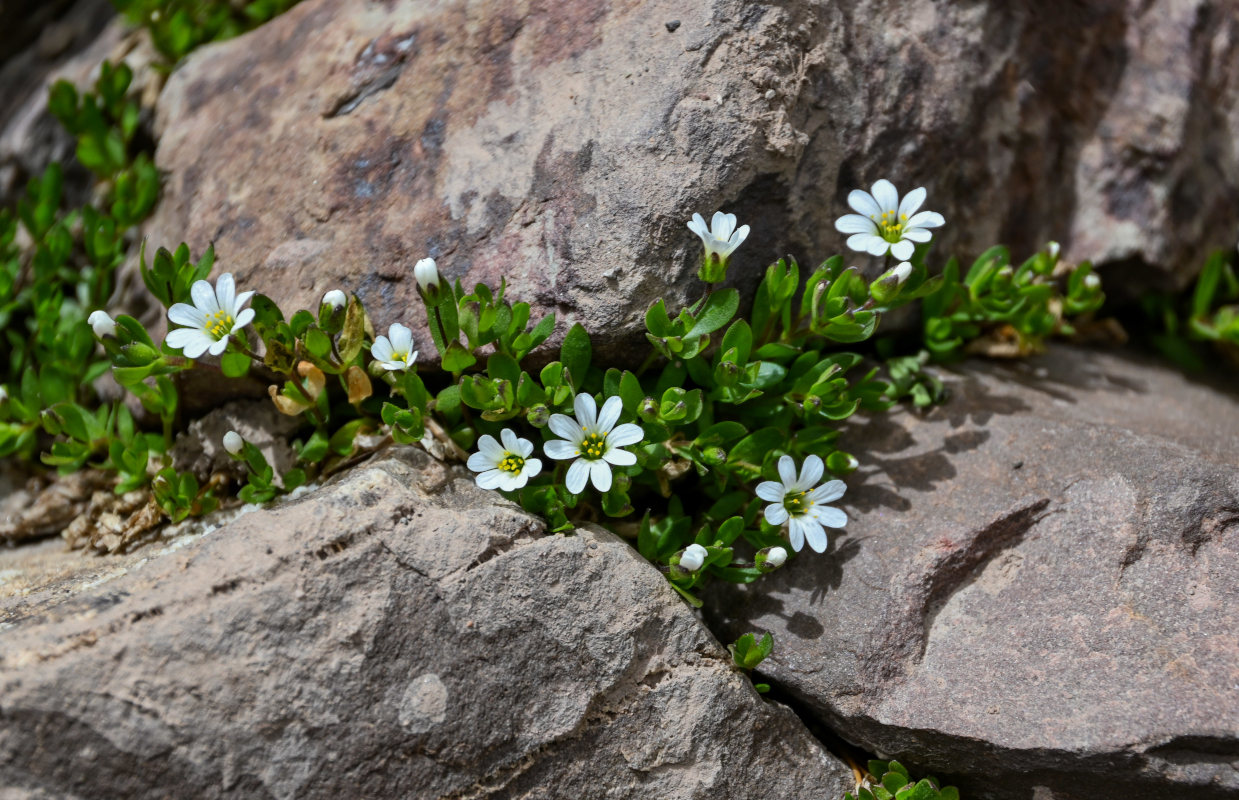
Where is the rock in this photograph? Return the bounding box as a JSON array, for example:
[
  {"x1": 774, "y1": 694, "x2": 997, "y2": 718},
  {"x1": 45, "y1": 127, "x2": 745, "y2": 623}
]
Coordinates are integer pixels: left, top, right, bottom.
[
  {"x1": 705, "y1": 345, "x2": 1239, "y2": 800},
  {"x1": 144, "y1": 0, "x2": 1239, "y2": 359},
  {"x1": 0, "y1": 447, "x2": 853, "y2": 798},
  {"x1": 168, "y1": 398, "x2": 303, "y2": 483},
  {"x1": 0, "y1": 468, "x2": 113, "y2": 544}
]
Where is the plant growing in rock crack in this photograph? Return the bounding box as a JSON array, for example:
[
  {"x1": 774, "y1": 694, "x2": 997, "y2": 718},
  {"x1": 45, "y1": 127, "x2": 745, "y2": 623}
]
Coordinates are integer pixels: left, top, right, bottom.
[
  {"x1": 729, "y1": 631, "x2": 775, "y2": 693},
  {"x1": 844, "y1": 760, "x2": 961, "y2": 800},
  {"x1": 111, "y1": 0, "x2": 305, "y2": 65},
  {"x1": 1138, "y1": 248, "x2": 1239, "y2": 370}
]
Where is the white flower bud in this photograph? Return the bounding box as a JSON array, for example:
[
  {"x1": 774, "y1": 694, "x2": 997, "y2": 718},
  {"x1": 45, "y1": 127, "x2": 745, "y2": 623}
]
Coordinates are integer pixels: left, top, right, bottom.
[
  {"x1": 222, "y1": 431, "x2": 244, "y2": 455},
  {"x1": 1047, "y1": 241, "x2": 1061, "y2": 259},
  {"x1": 322, "y1": 289, "x2": 347, "y2": 310},
  {"x1": 1083, "y1": 274, "x2": 1100, "y2": 289},
  {"x1": 88, "y1": 310, "x2": 117, "y2": 338},
  {"x1": 890, "y1": 262, "x2": 912, "y2": 285},
  {"x1": 0, "y1": 385, "x2": 8, "y2": 403},
  {"x1": 414, "y1": 257, "x2": 441, "y2": 290},
  {"x1": 765, "y1": 546, "x2": 788, "y2": 568},
  {"x1": 679, "y1": 543, "x2": 707, "y2": 572}
]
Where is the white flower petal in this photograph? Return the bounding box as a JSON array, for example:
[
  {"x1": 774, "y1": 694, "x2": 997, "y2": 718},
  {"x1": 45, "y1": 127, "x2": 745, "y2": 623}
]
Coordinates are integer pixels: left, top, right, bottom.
[
  {"x1": 574, "y1": 393, "x2": 597, "y2": 430},
  {"x1": 602, "y1": 447, "x2": 636, "y2": 466},
  {"x1": 371, "y1": 336, "x2": 394, "y2": 362},
  {"x1": 816, "y1": 505, "x2": 848, "y2": 528},
  {"x1": 467, "y1": 451, "x2": 495, "y2": 472},
  {"x1": 846, "y1": 233, "x2": 877, "y2": 254},
  {"x1": 215, "y1": 273, "x2": 236, "y2": 313},
  {"x1": 208, "y1": 336, "x2": 229, "y2": 356},
  {"x1": 517, "y1": 436, "x2": 535, "y2": 458},
  {"x1": 755, "y1": 481, "x2": 785, "y2": 502},
  {"x1": 903, "y1": 228, "x2": 933, "y2": 243},
  {"x1": 232, "y1": 308, "x2": 255, "y2": 331},
  {"x1": 477, "y1": 434, "x2": 504, "y2": 459},
  {"x1": 730, "y1": 224, "x2": 750, "y2": 247},
  {"x1": 898, "y1": 186, "x2": 926, "y2": 219},
  {"x1": 499, "y1": 472, "x2": 525, "y2": 492},
  {"x1": 544, "y1": 439, "x2": 579, "y2": 460},
  {"x1": 847, "y1": 189, "x2": 882, "y2": 218},
  {"x1": 809, "y1": 479, "x2": 847, "y2": 504},
  {"x1": 801, "y1": 518, "x2": 829, "y2": 553},
  {"x1": 233, "y1": 290, "x2": 255, "y2": 314},
  {"x1": 589, "y1": 459, "x2": 613, "y2": 492},
  {"x1": 871, "y1": 179, "x2": 899, "y2": 213},
  {"x1": 605, "y1": 422, "x2": 643, "y2": 448},
  {"x1": 165, "y1": 328, "x2": 210, "y2": 357},
  {"x1": 764, "y1": 503, "x2": 789, "y2": 526},
  {"x1": 388, "y1": 323, "x2": 413, "y2": 353},
  {"x1": 787, "y1": 518, "x2": 805, "y2": 552},
  {"x1": 548, "y1": 414, "x2": 583, "y2": 444},
  {"x1": 565, "y1": 458, "x2": 590, "y2": 494},
  {"x1": 521, "y1": 458, "x2": 542, "y2": 481},
  {"x1": 596, "y1": 396, "x2": 623, "y2": 433},
  {"x1": 891, "y1": 239, "x2": 915, "y2": 261},
  {"x1": 687, "y1": 213, "x2": 708, "y2": 239},
  {"x1": 777, "y1": 455, "x2": 797, "y2": 486},
  {"x1": 906, "y1": 210, "x2": 945, "y2": 229},
  {"x1": 797, "y1": 454, "x2": 824, "y2": 490},
  {"x1": 476, "y1": 469, "x2": 505, "y2": 490},
  {"x1": 190, "y1": 279, "x2": 219, "y2": 315},
  {"x1": 499, "y1": 428, "x2": 520, "y2": 453},
  {"x1": 168, "y1": 303, "x2": 207, "y2": 328},
  {"x1": 835, "y1": 214, "x2": 878, "y2": 235},
  {"x1": 866, "y1": 236, "x2": 892, "y2": 257},
  {"x1": 712, "y1": 211, "x2": 736, "y2": 241}
]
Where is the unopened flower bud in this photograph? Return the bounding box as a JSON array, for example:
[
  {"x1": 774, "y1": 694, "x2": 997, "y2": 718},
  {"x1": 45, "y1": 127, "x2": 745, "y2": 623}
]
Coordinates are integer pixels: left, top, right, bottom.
[
  {"x1": 526, "y1": 404, "x2": 550, "y2": 427},
  {"x1": 1083, "y1": 273, "x2": 1100, "y2": 290},
  {"x1": 416, "y1": 257, "x2": 441, "y2": 291},
  {"x1": 88, "y1": 310, "x2": 117, "y2": 338},
  {"x1": 701, "y1": 446, "x2": 727, "y2": 466},
  {"x1": 322, "y1": 289, "x2": 346, "y2": 310},
  {"x1": 223, "y1": 431, "x2": 244, "y2": 455},
  {"x1": 870, "y1": 262, "x2": 913, "y2": 304},
  {"x1": 1047, "y1": 241, "x2": 1061, "y2": 260},
  {"x1": 0, "y1": 385, "x2": 8, "y2": 403},
  {"x1": 756, "y1": 546, "x2": 788, "y2": 570},
  {"x1": 638, "y1": 397, "x2": 659, "y2": 421},
  {"x1": 678, "y1": 543, "x2": 707, "y2": 572}
]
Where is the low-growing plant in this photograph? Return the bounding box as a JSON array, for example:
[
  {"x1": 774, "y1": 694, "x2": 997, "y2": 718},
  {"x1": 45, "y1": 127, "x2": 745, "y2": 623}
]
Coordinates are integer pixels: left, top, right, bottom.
[
  {"x1": 111, "y1": 0, "x2": 303, "y2": 65},
  {"x1": 844, "y1": 760, "x2": 960, "y2": 800},
  {"x1": 729, "y1": 631, "x2": 774, "y2": 693},
  {"x1": 1139, "y1": 249, "x2": 1239, "y2": 370}
]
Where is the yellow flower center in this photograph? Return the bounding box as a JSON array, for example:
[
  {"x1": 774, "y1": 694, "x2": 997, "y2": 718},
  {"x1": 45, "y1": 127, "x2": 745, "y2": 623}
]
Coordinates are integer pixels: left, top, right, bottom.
[
  {"x1": 393, "y1": 351, "x2": 408, "y2": 363},
  {"x1": 206, "y1": 310, "x2": 234, "y2": 339},
  {"x1": 872, "y1": 210, "x2": 909, "y2": 243},
  {"x1": 498, "y1": 453, "x2": 525, "y2": 475},
  {"x1": 577, "y1": 431, "x2": 607, "y2": 460},
  {"x1": 783, "y1": 490, "x2": 814, "y2": 517}
]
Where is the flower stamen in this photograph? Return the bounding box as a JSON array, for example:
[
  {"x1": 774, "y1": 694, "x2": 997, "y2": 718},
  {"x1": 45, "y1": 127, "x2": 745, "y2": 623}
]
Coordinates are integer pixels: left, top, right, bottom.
[
  {"x1": 498, "y1": 453, "x2": 525, "y2": 474},
  {"x1": 578, "y1": 432, "x2": 607, "y2": 459}
]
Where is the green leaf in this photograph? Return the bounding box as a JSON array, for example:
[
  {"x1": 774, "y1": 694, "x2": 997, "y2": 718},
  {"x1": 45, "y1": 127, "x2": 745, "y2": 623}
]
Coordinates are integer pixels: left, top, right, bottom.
[
  {"x1": 441, "y1": 341, "x2": 477, "y2": 372},
  {"x1": 560, "y1": 323, "x2": 591, "y2": 390},
  {"x1": 687, "y1": 288, "x2": 739, "y2": 337},
  {"x1": 220, "y1": 351, "x2": 251, "y2": 377}
]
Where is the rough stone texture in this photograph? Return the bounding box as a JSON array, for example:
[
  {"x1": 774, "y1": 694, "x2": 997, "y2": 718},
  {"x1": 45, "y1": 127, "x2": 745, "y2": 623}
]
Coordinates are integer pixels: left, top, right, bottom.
[
  {"x1": 0, "y1": 447, "x2": 853, "y2": 799},
  {"x1": 144, "y1": 0, "x2": 1239, "y2": 359},
  {"x1": 706, "y1": 346, "x2": 1239, "y2": 800}
]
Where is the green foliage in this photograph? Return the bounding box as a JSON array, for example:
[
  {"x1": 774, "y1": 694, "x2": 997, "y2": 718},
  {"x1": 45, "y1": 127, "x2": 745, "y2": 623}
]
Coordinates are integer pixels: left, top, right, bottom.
[
  {"x1": 844, "y1": 760, "x2": 960, "y2": 800},
  {"x1": 111, "y1": 0, "x2": 304, "y2": 64},
  {"x1": 1140, "y1": 250, "x2": 1239, "y2": 370},
  {"x1": 730, "y1": 631, "x2": 774, "y2": 692},
  {"x1": 922, "y1": 244, "x2": 1103, "y2": 360}
]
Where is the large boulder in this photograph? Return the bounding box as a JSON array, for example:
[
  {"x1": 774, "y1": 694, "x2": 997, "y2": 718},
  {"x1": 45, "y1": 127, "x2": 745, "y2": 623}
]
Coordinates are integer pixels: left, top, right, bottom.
[
  {"x1": 145, "y1": 0, "x2": 1239, "y2": 359},
  {"x1": 0, "y1": 447, "x2": 853, "y2": 799},
  {"x1": 705, "y1": 346, "x2": 1239, "y2": 800}
]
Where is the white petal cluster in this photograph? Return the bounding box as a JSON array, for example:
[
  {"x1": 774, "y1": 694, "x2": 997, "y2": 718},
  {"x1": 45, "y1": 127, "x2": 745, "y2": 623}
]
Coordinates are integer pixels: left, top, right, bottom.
[
  {"x1": 834, "y1": 179, "x2": 944, "y2": 261},
  {"x1": 544, "y1": 393, "x2": 644, "y2": 494},
  {"x1": 322, "y1": 289, "x2": 347, "y2": 310},
  {"x1": 166, "y1": 273, "x2": 255, "y2": 359},
  {"x1": 756, "y1": 455, "x2": 847, "y2": 553},
  {"x1": 679, "y1": 543, "x2": 707, "y2": 572},
  {"x1": 223, "y1": 431, "x2": 244, "y2": 455},
  {"x1": 414, "y1": 258, "x2": 441, "y2": 291},
  {"x1": 370, "y1": 323, "x2": 418, "y2": 372},
  {"x1": 88, "y1": 310, "x2": 117, "y2": 338},
  {"x1": 467, "y1": 428, "x2": 542, "y2": 491},
  {"x1": 687, "y1": 211, "x2": 750, "y2": 263}
]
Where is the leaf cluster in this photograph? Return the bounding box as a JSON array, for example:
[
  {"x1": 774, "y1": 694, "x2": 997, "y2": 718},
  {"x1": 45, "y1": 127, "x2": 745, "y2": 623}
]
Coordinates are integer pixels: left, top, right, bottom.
[
  {"x1": 111, "y1": 0, "x2": 303, "y2": 64},
  {"x1": 1140, "y1": 250, "x2": 1239, "y2": 370},
  {"x1": 845, "y1": 760, "x2": 960, "y2": 800}
]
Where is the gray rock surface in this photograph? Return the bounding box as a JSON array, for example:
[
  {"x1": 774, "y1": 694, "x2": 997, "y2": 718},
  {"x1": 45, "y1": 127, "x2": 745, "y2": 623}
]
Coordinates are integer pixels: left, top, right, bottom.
[
  {"x1": 706, "y1": 346, "x2": 1239, "y2": 800},
  {"x1": 144, "y1": 0, "x2": 1239, "y2": 360},
  {"x1": 0, "y1": 447, "x2": 853, "y2": 799}
]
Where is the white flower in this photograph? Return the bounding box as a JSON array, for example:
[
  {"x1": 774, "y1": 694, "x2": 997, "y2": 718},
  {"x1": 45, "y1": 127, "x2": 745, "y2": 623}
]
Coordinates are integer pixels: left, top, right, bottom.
[
  {"x1": 679, "y1": 543, "x2": 707, "y2": 572},
  {"x1": 756, "y1": 455, "x2": 847, "y2": 553},
  {"x1": 370, "y1": 323, "x2": 418, "y2": 371},
  {"x1": 414, "y1": 257, "x2": 441, "y2": 290},
  {"x1": 544, "y1": 393, "x2": 644, "y2": 494},
  {"x1": 687, "y1": 211, "x2": 750, "y2": 263},
  {"x1": 88, "y1": 310, "x2": 117, "y2": 338},
  {"x1": 763, "y1": 546, "x2": 788, "y2": 568},
  {"x1": 834, "y1": 179, "x2": 944, "y2": 262},
  {"x1": 890, "y1": 262, "x2": 912, "y2": 284},
  {"x1": 1083, "y1": 273, "x2": 1101, "y2": 289},
  {"x1": 468, "y1": 428, "x2": 542, "y2": 491},
  {"x1": 166, "y1": 273, "x2": 255, "y2": 359},
  {"x1": 322, "y1": 289, "x2": 346, "y2": 310},
  {"x1": 222, "y1": 431, "x2": 244, "y2": 455}
]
